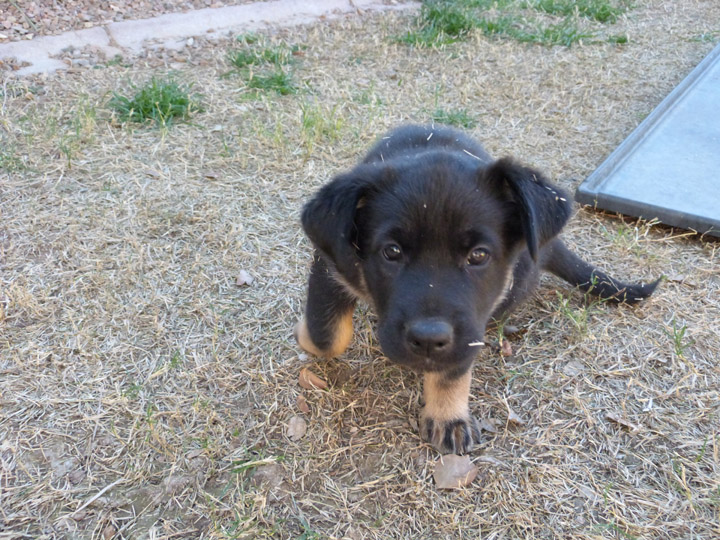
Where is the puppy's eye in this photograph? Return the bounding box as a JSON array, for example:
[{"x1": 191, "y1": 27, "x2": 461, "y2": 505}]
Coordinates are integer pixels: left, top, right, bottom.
[
  {"x1": 382, "y1": 244, "x2": 403, "y2": 262},
  {"x1": 467, "y1": 247, "x2": 490, "y2": 266}
]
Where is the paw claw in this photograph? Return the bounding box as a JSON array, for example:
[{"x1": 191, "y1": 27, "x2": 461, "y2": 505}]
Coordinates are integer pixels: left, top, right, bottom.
[{"x1": 420, "y1": 413, "x2": 481, "y2": 454}]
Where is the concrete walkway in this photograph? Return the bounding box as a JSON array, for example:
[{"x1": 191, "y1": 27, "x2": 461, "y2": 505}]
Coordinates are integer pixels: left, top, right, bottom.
[
  {"x1": 576, "y1": 42, "x2": 720, "y2": 237},
  {"x1": 0, "y1": 0, "x2": 417, "y2": 77}
]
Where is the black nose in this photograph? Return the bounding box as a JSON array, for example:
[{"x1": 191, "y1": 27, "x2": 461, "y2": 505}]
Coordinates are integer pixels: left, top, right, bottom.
[{"x1": 406, "y1": 319, "x2": 454, "y2": 357}]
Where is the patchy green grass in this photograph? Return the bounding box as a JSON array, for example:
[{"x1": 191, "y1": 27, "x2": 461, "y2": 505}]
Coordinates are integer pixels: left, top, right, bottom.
[
  {"x1": 104, "y1": 54, "x2": 131, "y2": 68},
  {"x1": 226, "y1": 36, "x2": 302, "y2": 97},
  {"x1": 228, "y1": 43, "x2": 298, "y2": 70},
  {"x1": 474, "y1": 15, "x2": 593, "y2": 46},
  {"x1": 398, "y1": 0, "x2": 632, "y2": 47},
  {"x1": 531, "y1": 0, "x2": 632, "y2": 24},
  {"x1": 0, "y1": 149, "x2": 27, "y2": 172},
  {"x1": 478, "y1": 17, "x2": 593, "y2": 46},
  {"x1": 534, "y1": 19, "x2": 593, "y2": 46},
  {"x1": 554, "y1": 291, "x2": 600, "y2": 337},
  {"x1": 300, "y1": 101, "x2": 344, "y2": 154},
  {"x1": 607, "y1": 33, "x2": 629, "y2": 44},
  {"x1": 109, "y1": 77, "x2": 203, "y2": 126},
  {"x1": 245, "y1": 70, "x2": 297, "y2": 96},
  {"x1": 432, "y1": 107, "x2": 477, "y2": 128},
  {"x1": 690, "y1": 31, "x2": 720, "y2": 43},
  {"x1": 397, "y1": 1, "x2": 478, "y2": 46},
  {"x1": 665, "y1": 319, "x2": 695, "y2": 359}
]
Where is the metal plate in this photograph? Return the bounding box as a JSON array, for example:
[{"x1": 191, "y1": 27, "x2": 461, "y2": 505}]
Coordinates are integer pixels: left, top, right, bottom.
[{"x1": 575, "y1": 43, "x2": 720, "y2": 237}]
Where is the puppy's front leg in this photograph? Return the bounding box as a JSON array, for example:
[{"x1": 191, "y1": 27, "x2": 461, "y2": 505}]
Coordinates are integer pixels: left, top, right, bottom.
[
  {"x1": 420, "y1": 369, "x2": 481, "y2": 454},
  {"x1": 295, "y1": 252, "x2": 356, "y2": 358}
]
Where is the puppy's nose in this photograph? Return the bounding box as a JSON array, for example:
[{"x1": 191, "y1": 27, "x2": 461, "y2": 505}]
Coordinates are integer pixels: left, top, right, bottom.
[{"x1": 406, "y1": 319, "x2": 454, "y2": 357}]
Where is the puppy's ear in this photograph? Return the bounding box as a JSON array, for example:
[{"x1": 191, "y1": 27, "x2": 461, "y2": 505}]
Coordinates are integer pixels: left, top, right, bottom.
[
  {"x1": 485, "y1": 158, "x2": 572, "y2": 260},
  {"x1": 302, "y1": 165, "x2": 389, "y2": 282}
]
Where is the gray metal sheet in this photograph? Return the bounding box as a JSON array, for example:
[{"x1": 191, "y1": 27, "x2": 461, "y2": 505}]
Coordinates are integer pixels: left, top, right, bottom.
[{"x1": 575, "y1": 42, "x2": 720, "y2": 237}]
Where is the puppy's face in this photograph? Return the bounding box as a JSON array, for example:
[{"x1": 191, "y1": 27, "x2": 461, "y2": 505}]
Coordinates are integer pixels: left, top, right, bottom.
[
  {"x1": 355, "y1": 156, "x2": 517, "y2": 372},
  {"x1": 302, "y1": 149, "x2": 571, "y2": 374}
]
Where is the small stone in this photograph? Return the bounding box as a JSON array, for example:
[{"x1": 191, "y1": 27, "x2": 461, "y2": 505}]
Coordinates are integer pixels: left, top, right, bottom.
[{"x1": 236, "y1": 270, "x2": 254, "y2": 286}]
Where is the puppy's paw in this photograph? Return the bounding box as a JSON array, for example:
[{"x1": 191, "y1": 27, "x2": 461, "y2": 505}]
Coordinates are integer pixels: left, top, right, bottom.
[
  {"x1": 420, "y1": 410, "x2": 482, "y2": 454},
  {"x1": 294, "y1": 318, "x2": 324, "y2": 357},
  {"x1": 294, "y1": 314, "x2": 354, "y2": 358}
]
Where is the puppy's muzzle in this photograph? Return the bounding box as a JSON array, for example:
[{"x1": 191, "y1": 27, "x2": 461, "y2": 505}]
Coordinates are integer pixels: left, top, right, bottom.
[{"x1": 405, "y1": 318, "x2": 454, "y2": 358}]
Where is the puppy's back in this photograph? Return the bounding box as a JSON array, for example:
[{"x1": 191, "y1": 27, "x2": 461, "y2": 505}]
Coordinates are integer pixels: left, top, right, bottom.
[{"x1": 362, "y1": 124, "x2": 492, "y2": 165}]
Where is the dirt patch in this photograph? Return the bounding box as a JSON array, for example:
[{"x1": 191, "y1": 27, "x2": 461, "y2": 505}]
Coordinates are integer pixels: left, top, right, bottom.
[
  {"x1": 0, "y1": 0, "x2": 269, "y2": 43},
  {"x1": 1, "y1": 1, "x2": 719, "y2": 539}
]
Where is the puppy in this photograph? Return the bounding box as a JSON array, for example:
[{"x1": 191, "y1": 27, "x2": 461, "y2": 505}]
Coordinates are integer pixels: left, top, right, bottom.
[{"x1": 295, "y1": 124, "x2": 658, "y2": 454}]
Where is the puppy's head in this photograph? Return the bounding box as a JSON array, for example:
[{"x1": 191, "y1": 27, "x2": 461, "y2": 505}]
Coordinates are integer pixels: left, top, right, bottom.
[{"x1": 302, "y1": 152, "x2": 571, "y2": 372}]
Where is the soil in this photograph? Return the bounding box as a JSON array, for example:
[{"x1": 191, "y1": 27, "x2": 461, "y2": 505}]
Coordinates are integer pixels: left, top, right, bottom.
[{"x1": 0, "y1": 0, "x2": 267, "y2": 43}]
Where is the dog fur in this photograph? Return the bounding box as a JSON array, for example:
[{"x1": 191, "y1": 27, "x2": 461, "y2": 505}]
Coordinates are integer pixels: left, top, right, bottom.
[{"x1": 295, "y1": 124, "x2": 659, "y2": 454}]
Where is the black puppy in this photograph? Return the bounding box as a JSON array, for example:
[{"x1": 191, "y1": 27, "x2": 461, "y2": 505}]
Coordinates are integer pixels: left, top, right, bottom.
[{"x1": 295, "y1": 124, "x2": 658, "y2": 454}]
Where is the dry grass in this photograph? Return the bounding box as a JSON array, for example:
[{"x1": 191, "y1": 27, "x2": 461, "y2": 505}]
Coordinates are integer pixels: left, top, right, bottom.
[{"x1": 1, "y1": 1, "x2": 719, "y2": 538}]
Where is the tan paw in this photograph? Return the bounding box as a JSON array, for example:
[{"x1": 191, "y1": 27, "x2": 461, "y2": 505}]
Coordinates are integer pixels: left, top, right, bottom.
[{"x1": 420, "y1": 409, "x2": 482, "y2": 454}]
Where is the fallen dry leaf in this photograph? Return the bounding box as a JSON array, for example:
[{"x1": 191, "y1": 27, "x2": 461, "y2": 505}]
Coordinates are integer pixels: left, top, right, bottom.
[
  {"x1": 478, "y1": 417, "x2": 499, "y2": 433},
  {"x1": 299, "y1": 368, "x2": 328, "y2": 390},
  {"x1": 501, "y1": 340, "x2": 513, "y2": 356},
  {"x1": 434, "y1": 454, "x2": 478, "y2": 489},
  {"x1": 287, "y1": 415, "x2": 307, "y2": 441},
  {"x1": 236, "y1": 270, "x2": 254, "y2": 286},
  {"x1": 296, "y1": 394, "x2": 311, "y2": 414},
  {"x1": 102, "y1": 525, "x2": 116, "y2": 540},
  {"x1": 605, "y1": 412, "x2": 641, "y2": 432}
]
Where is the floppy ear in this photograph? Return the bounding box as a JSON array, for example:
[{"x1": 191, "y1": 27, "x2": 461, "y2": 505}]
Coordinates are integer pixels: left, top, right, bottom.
[
  {"x1": 301, "y1": 164, "x2": 388, "y2": 283},
  {"x1": 484, "y1": 158, "x2": 573, "y2": 260}
]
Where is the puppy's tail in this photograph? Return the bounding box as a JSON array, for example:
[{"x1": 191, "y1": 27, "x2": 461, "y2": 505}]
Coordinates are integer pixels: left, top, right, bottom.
[{"x1": 541, "y1": 239, "x2": 660, "y2": 304}]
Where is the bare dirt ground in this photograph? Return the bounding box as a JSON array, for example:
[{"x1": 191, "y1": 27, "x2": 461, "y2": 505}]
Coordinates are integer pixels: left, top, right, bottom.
[
  {"x1": 1, "y1": 1, "x2": 719, "y2": 539},
  {"x1": 0, "y1": 0, "x2": 266, "y2": 43}
]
